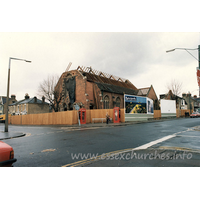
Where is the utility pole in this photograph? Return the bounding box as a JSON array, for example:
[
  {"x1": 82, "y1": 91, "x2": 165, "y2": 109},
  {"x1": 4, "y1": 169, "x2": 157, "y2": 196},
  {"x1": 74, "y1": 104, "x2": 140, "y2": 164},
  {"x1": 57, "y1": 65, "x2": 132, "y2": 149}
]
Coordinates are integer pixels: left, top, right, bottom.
[
  {"x1": 198, "y1": 45, "x2": 200, "y2": 97},
  {"x1": 4, "y1": 57, "x2": 31, "y2": 132},
  {"x1": 167, "y1": 46, "x2": 200, "y2": 97}
]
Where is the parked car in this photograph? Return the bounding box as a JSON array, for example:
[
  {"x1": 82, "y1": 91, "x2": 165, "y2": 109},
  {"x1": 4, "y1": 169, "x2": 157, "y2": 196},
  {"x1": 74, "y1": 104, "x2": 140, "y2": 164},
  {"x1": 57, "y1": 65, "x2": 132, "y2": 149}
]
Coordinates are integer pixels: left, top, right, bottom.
[
  {"x1": 190, "y1": 112, "x2": 199, "y2": 118},
  {"x1": 0, "y1": 114, "x2": 5, "y2": 123},
  {"x1": 0, "y1": 141, "x2": 17, "y2": 167}
]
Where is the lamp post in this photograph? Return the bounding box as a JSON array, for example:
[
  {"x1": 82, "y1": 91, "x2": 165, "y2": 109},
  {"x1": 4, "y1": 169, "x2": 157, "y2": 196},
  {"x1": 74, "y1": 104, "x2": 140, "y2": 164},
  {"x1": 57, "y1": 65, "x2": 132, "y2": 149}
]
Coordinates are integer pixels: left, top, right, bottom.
[
  {"x1": 166, "y1": 45, "x2": 200, "y2": 96},
  {"x1": 4, "y1": 57, "x2": 31, "y2": 132}
]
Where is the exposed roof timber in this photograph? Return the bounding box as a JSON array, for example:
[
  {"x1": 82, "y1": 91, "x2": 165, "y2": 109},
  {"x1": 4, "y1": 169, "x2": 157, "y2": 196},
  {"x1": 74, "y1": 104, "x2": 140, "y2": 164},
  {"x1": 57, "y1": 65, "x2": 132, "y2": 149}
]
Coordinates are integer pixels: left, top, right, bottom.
[
  {"x1": 77, "y1": 66, "x2": 84, "y2": 71},
  {"x1": 76, "y1": 66, "x2": 138, "y2": 90},
  {"x1": 109, "y1": 75, "x2": 116, "y2": 80},
  {"x1": 77, "y1": 66, "x2": 128, "y2": 83}
]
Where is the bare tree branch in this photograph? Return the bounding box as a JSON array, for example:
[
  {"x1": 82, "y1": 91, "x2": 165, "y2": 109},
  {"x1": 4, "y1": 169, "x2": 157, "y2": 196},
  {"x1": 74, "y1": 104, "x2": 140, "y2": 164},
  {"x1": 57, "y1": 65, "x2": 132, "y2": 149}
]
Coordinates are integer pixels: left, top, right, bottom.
[
  {"x1": 167, "y1": 79, "x2": 183, "y2": 97},
  {"x1": 37, "y1": 74, "x2": 62, "y2": 112}
]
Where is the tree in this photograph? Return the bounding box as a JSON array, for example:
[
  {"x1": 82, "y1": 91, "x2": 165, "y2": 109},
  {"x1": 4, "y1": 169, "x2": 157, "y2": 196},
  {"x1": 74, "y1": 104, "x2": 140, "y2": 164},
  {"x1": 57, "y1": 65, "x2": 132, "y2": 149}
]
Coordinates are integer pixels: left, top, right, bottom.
[
  {"x1": 167, "y1": 79, "x2": 183, "y2": 97},
  {"x1": 38, "y1": 75, "x2": 63, "y2": 112}
]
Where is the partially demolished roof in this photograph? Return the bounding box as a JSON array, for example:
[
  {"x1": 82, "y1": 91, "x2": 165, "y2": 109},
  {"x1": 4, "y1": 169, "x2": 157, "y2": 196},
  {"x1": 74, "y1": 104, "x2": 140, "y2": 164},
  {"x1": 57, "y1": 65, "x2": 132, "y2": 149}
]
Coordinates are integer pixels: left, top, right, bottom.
[{"x1": 77, "y1": 66, "x2": 138, "y2": 90}]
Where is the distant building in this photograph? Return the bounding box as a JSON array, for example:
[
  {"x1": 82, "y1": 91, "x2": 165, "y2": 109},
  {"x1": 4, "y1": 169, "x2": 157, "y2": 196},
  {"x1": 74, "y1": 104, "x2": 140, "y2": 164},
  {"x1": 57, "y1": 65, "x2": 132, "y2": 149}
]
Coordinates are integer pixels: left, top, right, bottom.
[
  {"x1": 160, "y1": 90, "x2": 200, "y2": 111},
  {"x1": 9, "y1": 94, "x2": 49, "y2": 115},
  {"x1": 182, "y1": 93, "x2": 200, "y2": 112},
  {"x1": 55, "y1": 66, "x2": 159, "y2": 111},
  {"x1": 0, "y1": 95, "x2": 17, "y2": 115}
]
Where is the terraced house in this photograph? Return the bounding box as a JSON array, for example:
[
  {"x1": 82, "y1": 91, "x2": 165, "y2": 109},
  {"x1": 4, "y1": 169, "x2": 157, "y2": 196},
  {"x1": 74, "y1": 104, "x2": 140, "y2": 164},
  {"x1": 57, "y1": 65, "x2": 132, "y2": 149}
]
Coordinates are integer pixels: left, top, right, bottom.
[
  {"x1": 9, "y1": 94, "x2": 49, "y2": 115},
  {"x1": 55, "y1": 66, "x2": 159, "y2": 111},
  {"x1": 0, "y1": 95, "x2": 17, "y2": 115}
]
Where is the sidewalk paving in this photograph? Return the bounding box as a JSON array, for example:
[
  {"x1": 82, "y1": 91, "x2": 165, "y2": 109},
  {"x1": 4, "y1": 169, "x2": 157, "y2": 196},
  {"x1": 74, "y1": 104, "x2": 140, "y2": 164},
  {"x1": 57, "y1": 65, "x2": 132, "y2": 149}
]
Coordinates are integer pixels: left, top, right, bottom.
[
  {"x1": 80, "y1": 148, "x2": 200, "y2": 167},
  {"x1": 0, "y1": 131, "x2": 26, "y2": 140}
]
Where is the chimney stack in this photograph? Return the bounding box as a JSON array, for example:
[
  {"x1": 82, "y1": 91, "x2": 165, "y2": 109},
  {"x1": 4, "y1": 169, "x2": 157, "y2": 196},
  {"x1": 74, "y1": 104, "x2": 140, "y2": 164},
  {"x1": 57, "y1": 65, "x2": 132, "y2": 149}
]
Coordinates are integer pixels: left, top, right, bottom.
[
  {"x1": 182, "y1": 93, "x2": 186, "y2": 97},
  {"x1": 42, "y1": 96, "x2": 45, "y2": 103},
  {"x1": 11, "y1": 94, "x2": 16, "y2": 100},
  {"x1": 25, "y1": 93, "x2": 30, "y2": 99}
]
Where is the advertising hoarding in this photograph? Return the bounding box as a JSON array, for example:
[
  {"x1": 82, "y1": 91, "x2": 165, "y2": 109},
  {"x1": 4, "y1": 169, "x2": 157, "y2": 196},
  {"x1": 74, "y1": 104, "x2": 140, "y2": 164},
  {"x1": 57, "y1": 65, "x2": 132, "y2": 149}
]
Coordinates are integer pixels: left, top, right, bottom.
[
  {"x1": 160, "y1": 99, "x2": 176, "y2": 114},
  {"x1": 124, "y1": 94, "x2": 154, "y2": 114}
]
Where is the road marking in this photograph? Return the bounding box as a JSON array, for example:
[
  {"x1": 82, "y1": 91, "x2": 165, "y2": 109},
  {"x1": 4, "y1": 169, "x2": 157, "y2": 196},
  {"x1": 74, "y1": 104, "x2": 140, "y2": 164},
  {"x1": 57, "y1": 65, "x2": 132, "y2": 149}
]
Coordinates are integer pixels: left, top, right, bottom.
[
  {"x1": 133, "y1": 135, "x2": 176, "y2": 150},
  {"x1": 62, "y1": 148, "x2": 134, "y2": 167},
  {"x1": 62, "y1": 129, "x2": 191, "y2": 167},
  {"x1": 158, "y1": 146, "x2": 200, "y2": 153}
]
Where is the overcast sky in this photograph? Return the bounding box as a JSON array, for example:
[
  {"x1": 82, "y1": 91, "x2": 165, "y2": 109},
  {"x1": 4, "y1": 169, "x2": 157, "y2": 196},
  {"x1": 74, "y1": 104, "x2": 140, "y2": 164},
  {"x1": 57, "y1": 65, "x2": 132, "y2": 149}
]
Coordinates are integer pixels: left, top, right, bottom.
[
  {"x1": 0, "y1": 1, "x2": 200, "y2": 101},
  {"x1": 0, "y1": 32, "x2": 200, "y2": 101}
]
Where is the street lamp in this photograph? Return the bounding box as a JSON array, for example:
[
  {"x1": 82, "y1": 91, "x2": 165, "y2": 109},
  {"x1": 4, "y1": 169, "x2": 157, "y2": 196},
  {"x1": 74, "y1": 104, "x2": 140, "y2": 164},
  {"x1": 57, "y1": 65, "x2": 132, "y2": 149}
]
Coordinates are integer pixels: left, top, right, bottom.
[
  {"x1": 166, "y1": 45, "x2": 200, "y2": 96},
  {"x1": 4, "y1": 57, "x2": 31, "y2": 132}
]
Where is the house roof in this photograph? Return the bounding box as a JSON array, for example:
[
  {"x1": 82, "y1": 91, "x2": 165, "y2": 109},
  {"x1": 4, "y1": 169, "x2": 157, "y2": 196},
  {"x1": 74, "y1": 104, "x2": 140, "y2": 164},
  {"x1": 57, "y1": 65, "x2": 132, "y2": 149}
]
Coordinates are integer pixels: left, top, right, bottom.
[
  {"x1": 137, "y1": 87, "x2": 151, "y2": 96},
  {"x1": 95, "y1": 82, "x2": 137, "y2": 95},
  {"x1": 0, "y1": 96, "x2": 11, "y2": 105},
  {"x1": 9, "y1": 97, "x2": 48, "y2": 106}
]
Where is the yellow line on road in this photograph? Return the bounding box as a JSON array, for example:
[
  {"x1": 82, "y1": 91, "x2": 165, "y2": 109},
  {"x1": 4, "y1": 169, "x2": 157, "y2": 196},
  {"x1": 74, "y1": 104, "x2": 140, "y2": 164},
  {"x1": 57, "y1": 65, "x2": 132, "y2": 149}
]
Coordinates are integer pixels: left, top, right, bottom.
[
  {"x1": 158, "y1": 146, "x2": 200, "y2": 152},
  {"x1": 62, "y1": 148, "x2": 134, "y2": 167}
]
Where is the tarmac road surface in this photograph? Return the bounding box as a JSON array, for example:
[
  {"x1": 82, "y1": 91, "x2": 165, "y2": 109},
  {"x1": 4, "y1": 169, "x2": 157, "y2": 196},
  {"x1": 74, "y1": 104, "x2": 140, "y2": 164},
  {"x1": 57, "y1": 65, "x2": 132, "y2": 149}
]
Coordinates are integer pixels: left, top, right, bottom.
[{"x1": 1, "y1": 117, "x2": 200, "y2": 167}]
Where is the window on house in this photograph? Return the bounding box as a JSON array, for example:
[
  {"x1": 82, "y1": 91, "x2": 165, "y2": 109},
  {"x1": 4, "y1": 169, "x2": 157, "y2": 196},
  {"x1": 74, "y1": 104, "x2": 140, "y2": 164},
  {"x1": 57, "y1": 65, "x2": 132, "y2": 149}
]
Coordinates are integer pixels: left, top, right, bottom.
[
  {"x1": 116, "y1": 97, "x2": 121, "y2": 108},
  {"x1": 104, "y1": 95, "x2": 110, "y2": 109}
]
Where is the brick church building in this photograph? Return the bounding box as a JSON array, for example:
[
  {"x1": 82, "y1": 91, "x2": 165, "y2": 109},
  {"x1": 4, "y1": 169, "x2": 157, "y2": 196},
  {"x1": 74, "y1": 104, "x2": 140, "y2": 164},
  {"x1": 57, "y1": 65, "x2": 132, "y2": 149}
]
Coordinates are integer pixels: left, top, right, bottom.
[{"x1": 55, "y1": 66, "x2": 159, "y2": 111}]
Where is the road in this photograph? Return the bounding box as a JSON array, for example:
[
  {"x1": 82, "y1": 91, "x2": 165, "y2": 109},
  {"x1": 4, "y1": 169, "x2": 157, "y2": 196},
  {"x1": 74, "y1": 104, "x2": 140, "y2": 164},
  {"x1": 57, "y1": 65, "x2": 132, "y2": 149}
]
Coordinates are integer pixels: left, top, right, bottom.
[{"x1": 1, "y1": 117, "x2": 200, "y2": 167}]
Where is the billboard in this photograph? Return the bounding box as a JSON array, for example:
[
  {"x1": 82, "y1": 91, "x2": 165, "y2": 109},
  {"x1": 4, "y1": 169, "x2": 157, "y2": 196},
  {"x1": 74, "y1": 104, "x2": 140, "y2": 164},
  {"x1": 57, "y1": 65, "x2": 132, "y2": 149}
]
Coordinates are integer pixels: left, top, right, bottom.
[
  {"x1": 160, "y1": 99, "x2": 176, "y2": 114},
  {"x1": 124, "y1": 94, "x2": 154, "y2": 114}
]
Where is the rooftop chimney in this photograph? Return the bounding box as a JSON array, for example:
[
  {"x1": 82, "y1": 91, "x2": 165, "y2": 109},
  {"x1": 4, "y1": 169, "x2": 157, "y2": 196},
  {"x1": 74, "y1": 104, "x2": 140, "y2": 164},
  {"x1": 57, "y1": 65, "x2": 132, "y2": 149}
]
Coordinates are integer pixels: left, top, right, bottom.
[
  {"x1": 11, "y1": 95, "x2": 16, "y2": 100},
  {"x1": 25, "y1": 93, "x2": 30, "y2": 99},
  {"x1": 182, "y1": 93, "x2": 186, "y2": 97},
  {"x1": 42, "y1": 96, "x2": 45, "y2": 103},
  {"x1": 34, "y1": 96, "x2": 37, "y2": 103}
]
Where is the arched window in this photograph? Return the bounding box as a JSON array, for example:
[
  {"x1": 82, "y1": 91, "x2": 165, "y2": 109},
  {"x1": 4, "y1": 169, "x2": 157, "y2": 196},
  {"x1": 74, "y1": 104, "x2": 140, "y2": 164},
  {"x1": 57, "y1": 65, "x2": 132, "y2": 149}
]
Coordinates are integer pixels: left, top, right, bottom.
[
  {"x1": 104, "y1": 95, "x2": 110, "y2": 109},
  {"x1": 116, "y1": 97, "x2": 121, "y2": 108}
]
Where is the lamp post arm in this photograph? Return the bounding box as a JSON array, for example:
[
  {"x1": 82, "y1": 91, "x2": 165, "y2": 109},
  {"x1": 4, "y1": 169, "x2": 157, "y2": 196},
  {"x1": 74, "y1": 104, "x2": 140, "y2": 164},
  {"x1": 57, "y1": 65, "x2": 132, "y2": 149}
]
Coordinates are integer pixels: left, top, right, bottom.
[
  {"x1": 166, "y1": 47, "x2": 199, "y2": 62},
  {"x1": 174, "y1": 48, "x2": 198, "y2": 51}
]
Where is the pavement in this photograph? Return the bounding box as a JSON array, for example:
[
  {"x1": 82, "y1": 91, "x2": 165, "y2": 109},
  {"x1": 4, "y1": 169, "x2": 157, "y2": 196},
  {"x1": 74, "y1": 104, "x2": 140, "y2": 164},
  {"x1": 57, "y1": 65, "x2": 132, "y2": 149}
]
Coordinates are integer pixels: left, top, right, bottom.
[{"x1": 0, "y1": 129, "x2": 26, "y2": 140}]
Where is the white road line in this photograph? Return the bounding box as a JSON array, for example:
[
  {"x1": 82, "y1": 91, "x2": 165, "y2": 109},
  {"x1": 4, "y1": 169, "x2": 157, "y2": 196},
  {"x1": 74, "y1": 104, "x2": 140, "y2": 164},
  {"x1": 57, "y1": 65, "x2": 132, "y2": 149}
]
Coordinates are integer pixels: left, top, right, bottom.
[
  {"x1": 133, "y1": 134, "x2": 176, "y2": 150},
  {"x1": 132, "y1": 129, "x2": 190, "y2": 151}
]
